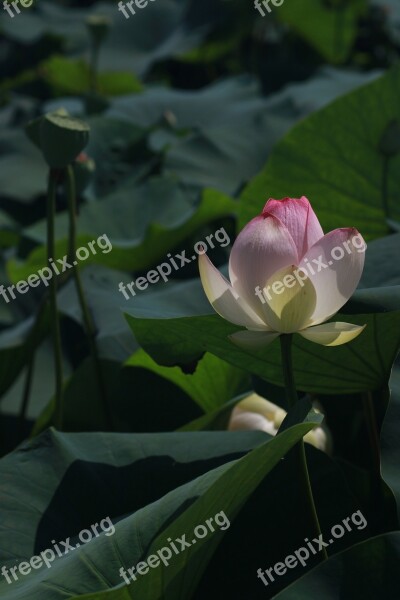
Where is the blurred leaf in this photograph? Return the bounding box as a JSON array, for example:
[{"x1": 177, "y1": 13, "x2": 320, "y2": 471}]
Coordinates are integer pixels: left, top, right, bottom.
[
  {"x1": 278, "y1": 0, "x2": 367, "y2": 64},
  {"x1": 1, "y1": 340, "x2": 71, "y2": 422},
  {"x1": 8, "y1": 184, "x2": 236, "y2": 280},
  {"x1": 41, "y1": 56, "x2": 143, "y2": 96},
  {"x1": 57, "y1": 267, "x2": 211, "y2": 363},
  {"x1": 0, "y1": 309, "x2": 49, "y2": 399},
  {"x1": 0, "y1": 0, "x2": 221, "y2": 76},
  {"x1": 107, "y1": 77, "x2": 270, "y2": 129},
  {"x1": 163, "y1": 113, "x2": 290, "y2": 195},
  {"x1": 0, "y1": 130, "x2": 47, "y2": 203}
]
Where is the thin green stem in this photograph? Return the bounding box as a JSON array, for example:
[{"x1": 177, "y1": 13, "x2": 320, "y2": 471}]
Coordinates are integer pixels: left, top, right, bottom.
[
  {"x1": 47, "y1": 169, "x2": 64, "y2": 429},
  {"x1": 19, "y1": 350, "x2": 35, "y2": 436},
  {"x1": 18, "y1": 296, "x2": 48, "y2": 432},
  {"x1": 89, "y1": 42, "x2": 100, "y2": 93},
  {"x1": 280, "y1": 334, "x2": 298, "y2": 409},
  {"x1": 381, "y1": 156, "x2": 390, "y2": 219},
  {"x1": 280, "y1": 334, "x2": 328, "y2": 561},
  {"x1": 362, "y1": 391, "x2": 384, "y2": 533},
  {"x1": 333, "y1": 6, "x2": 345, "y2": 62},
  {"x1": 363, "y1": 392, "x2": 381, "y2": 476},
  {"x1": 65, "y1": 165, "x2": 113, "y2": 430}
]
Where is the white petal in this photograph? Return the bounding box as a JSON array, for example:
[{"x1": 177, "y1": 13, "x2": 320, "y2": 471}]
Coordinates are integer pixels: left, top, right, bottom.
[
  {"x1": 228, "y1": 408, "x2": 277, "y2": 435},
  {"x1": 304, "y1": 428, "x2": 329, "y2": 452},
  {"x1": 199, "y1": 253, "x2": 267, "y2": 329},
  {"x1": 260, "y1": 265, "x2": 317, "y2": 333},
  {"x1": 298, "y1": 228, "x2": 366, "y2": 325},
  {"x1": 298, "y1": 322, "x2": 366, "y2": 346},
  {"x1": 236, "y1": 393, "x2": 283, "y2": 421},
  {"x1": 229, "y1": 330, "x2": 280, "y2": 350}
]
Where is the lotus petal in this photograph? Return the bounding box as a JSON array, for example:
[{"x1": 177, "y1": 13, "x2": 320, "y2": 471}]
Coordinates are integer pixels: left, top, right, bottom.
[
  {"x1": 229, "y1": 330, "x2": 280, "y2": 350},
  {"x1": 265, "y1": 196, "x2": 324, "y2": 258},
  {"x1": 199, "y1": 253, "x2": 268, "y2": 329},
  {"x1": 229, "y1": 213, "x2": 298, "y2": 318},
  {"x1": 298, "y1": 322, "x2": 366, "y2": 346},
  {"x1": 298, "y1": 228, "x2": 366, "y2": 326},
  {"x1": 261, "y1": 265, "x2": 317, "y2": 333}
]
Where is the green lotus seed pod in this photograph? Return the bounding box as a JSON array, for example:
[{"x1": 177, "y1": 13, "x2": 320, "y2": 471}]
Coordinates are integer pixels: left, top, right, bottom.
[
  {"x1": 25, "y1": 108, "x2": 72, "y2": 151},
  {"x1": 40, "y1": 113, "x2": 90, "y2": 169}
]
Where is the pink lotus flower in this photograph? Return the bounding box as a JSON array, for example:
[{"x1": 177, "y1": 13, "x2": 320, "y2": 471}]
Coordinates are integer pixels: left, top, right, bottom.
[{"x1": 199, "y1": 197, "x2": 366, "y2": 348}]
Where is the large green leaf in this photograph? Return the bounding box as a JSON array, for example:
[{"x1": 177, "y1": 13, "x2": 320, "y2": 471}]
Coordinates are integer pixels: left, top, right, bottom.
[
  {"x1": 64, "y1": 427, "x2": 365, "y2": 599},
  {"x1": 0, "y1": 424, "x2": 318, "y2": 599},
  {"x1": 106, "y1": 423, "x2": 323, "y2": 600},
  {"x1": 125, "y1": 311, "x2": 400, "y2": 395},
  {"x1": 126, "y1": 350, "x2": 250, "y2": 413},
  {"x1": 358, "y1": 233, "x2": 400, "y2": 288},
  {"x1": 239, "y1": 67, "x2": 400, "y2": 239},
  {"x1": 339, "y1": 233, "x2": 400, "y2": 313},
  {"x1": 273, "y1": 532, "x2": 400, "y2": 599}
]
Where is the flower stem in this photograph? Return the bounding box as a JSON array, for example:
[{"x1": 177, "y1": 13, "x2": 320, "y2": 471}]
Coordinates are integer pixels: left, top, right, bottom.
[
  {"x1": 363, "y1": 392, "x2": 381, "y2": 475},
  {"x1": 90, "y1": 42, "x2": 100, "y2": 93},
  {"x1": 333, "y1": 5, "x2": 345, "y2": 62},
  {"x1": 47, "y1": 169, "x2": 64, "y2": 429},
  {"x1": 362, "y1": 391, "x2": 384, "y2": 532},
  {"x1": 381, "y1": 156, "x2": 390, "y2": 219},
  {"x1": 65, "y1": 165, "x2": 113, "y2": 430},
  {"x1": 18, "y1": 296, "x2": 48, "y2": 433},
  {"x1": 280, "y1": 334, "x2": 298, "y2": 409},
  {"x1": 280, "y1": 334, "x2": 328, "y2": 561}
]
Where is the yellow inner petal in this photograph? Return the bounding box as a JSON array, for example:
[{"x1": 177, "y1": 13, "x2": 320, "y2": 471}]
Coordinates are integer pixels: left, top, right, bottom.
[{"x1": 261, "y1": 265, "x2": 317, "y2": 333}]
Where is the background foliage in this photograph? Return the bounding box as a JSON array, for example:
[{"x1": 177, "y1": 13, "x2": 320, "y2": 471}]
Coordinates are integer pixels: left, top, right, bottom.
[{"x1": 0, "y1": 0, "x2": 400, "y2": 598}]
